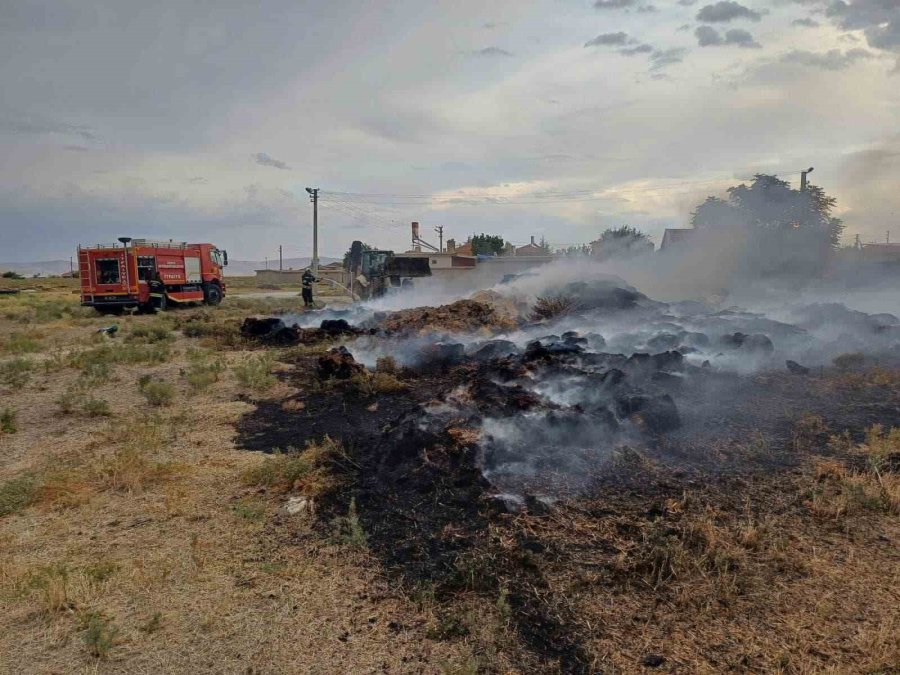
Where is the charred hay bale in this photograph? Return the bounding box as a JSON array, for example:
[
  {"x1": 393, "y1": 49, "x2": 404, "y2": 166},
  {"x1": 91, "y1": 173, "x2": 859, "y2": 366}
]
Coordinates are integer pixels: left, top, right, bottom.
[
  {"x1": 524, "y1": 338, "x2": 584, "y2": 361},
  {"x1": 786, "y1": 359, "x2": 810, "y2": 375},
  {"x1": 317, "y1": 346, "x2": 365, "y2": 380},
  {"x1": 240, "y1": 317, "x2": 300, "y2": 345},
  {"x1": 615, "y1": 393, "x2": 681, "y2": 432},
  {"x1": 646, "y1": 332, "x2": 681, "y2": 351},
  {"x1": 720, "y1": 332, "x2": 774, "y2": 354},
  {"x1": 319, "y1": 318, "x2": 356, "y2": 335},
  {"x1": 651, "y1": 350, "x2": 684, "y2": 372},
  {"x1": 470, "y1": 339, "x2": 521, "y2": 361},
  {"x1": 420, "y1": 342, "x2": 466, "y2": 367},
  {"x1": 470, "y1": 379, "x2": 542, "y2": 416}
]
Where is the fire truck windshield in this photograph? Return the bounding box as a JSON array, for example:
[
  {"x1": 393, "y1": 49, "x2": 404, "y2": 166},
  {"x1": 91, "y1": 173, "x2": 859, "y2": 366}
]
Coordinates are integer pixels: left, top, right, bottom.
[{"x1": 211, "y1": 249, "x2": 226, "y2": 267}]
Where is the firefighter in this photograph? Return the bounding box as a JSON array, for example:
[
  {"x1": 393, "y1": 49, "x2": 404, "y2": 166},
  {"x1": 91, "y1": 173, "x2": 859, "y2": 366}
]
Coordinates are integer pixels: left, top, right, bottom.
[
  {"x1": 301, "y1": 268, "x2": 319, "y2": 307},
  {"x1": 148, "y1": 269, "x2": 166, "y2": 310}
]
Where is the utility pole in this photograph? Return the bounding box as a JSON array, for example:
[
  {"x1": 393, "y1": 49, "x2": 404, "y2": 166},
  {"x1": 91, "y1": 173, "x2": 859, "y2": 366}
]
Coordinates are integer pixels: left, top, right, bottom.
[
  {"x1": 69, "y1": 257, "x2": 73, "y2": 276},
  {"x1": 305, "y1": 187, "x2": 319, "y2": 274},
  {"x1": 435, "y1": 225, "x2": 443, "y2": 253},
  {"x1": 279, "y1": 245, "x2": 283, "y2": 271},
  {"x1": 265, "y1": 256, "x2": 268, "y2": 270},
  {"x1": 800, "y1": 166, "x2": 814, "y2": 192}
]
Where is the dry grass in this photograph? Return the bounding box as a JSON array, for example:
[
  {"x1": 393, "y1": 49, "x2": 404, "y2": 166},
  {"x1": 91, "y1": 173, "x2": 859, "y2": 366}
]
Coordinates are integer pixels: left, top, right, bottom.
[
  {"x1": 240, "y1": 437, "x2": 350, "y2": 497},
  {"x1": 2, "y1": 288, "x2": 899, "y2": 674},
  {"x1": 809, "y1": 424, "x2": 900, "y2": 517},
  {"x1": 233, "y1": 353, "x2": 277, "y2": 392}
]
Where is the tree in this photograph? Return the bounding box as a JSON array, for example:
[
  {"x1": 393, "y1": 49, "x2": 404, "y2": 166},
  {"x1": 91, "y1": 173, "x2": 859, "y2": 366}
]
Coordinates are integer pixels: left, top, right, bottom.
[
  {"x1": 470, "y1": 233, "x2": 506, "y2": 256},
  {"x1": 592, "y1": 226, "x2": 653, "y2": 260},
  {"x1": 1, "y1": 271, "x2": 23, "y2": 279},
  {"x1": 343, "y1": 241, "x2": 373, "y2": 270},
  {"x1": 560, "y1": 244, "x2": 591, "y2": 256},
  {"x1": 690, "y1": 174, "x2": 843, "y2": 277}
]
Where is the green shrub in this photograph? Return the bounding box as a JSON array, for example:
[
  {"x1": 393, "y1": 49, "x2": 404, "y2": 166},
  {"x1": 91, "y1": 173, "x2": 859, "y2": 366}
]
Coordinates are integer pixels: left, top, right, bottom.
[
  {"x1": 4, "y1": 332, "x2": 42, "y2": 354},
  {"x1": 0, "y1": 408, "x2": 17, "y2": 434},
  {"x1": 82, "y1": 398, "x2": 112, "y2": 417},
  {"x1": 0, "y1": 357, "x2": 33, "y2": 388},
  {"x1": 234, "y1": 354, "x2": 276, "y2": 392},
  {"x1": 332, "y1": 498, "x2": 367, "y2": 549},
  {"x1": 0, "y1": 474, "x2": 39, "y2": 516},
  {"x1": 183, "y1": 352, "x2": 226, "y2": 391},
  {"x1": 126, "y1": 323, "x2": 173, "y2": 344},
  {"x1": 70, "y1": 342, "x2": 171, "y2": 381},
  {"x1": 232, "y1": 498, "x2": 266, "y2": 522},
  {"x1": 80, "y1": 611, "x2": 119, "y2": 659},
  {"x1": 138, "y1": 376, "x2": 175, "y2": 407}
]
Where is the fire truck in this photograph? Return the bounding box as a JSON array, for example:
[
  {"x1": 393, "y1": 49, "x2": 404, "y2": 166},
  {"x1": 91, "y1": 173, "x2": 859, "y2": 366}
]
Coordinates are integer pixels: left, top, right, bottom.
[{"x1": 78, "y1": 238, "x2": 228, "y2": 313}]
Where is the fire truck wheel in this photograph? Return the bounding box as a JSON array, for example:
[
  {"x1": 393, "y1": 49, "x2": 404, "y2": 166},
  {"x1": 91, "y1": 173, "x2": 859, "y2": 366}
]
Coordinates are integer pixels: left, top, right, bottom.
[
  {"x1": 96, "y1": 307, "x2": 123, "y2": 316},
  {"x1": 204, "y1": 284, "x2": 223, "y2": 306}
]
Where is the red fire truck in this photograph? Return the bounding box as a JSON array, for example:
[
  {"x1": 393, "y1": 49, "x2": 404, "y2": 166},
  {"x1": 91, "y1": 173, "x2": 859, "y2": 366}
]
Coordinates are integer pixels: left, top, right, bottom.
[{"x1": 78, "y1": 238, "x2": 228, "y2": 313}]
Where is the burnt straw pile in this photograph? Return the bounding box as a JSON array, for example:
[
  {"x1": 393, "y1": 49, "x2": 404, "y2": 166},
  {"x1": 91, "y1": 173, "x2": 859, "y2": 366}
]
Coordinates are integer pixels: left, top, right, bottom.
[{"x1": 237, "y1": 276, "x2": 900, "y2": 671}]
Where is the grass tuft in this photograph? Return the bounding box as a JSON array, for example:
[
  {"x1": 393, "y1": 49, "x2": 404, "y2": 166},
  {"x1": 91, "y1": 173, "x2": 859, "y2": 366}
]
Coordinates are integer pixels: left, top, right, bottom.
[
  {"x1": 241, "y1": 437, "x2": 349, "y2": 497},
  {"x1": 234, "y1": 353, "x2": 277, "y2": 392},
  {"x1": 0, "y1": 357, "x2": 34, "y2": 388},
  {"x1": 138, "y1": 375, "x2": 175, "y2": 406},
  {"x1": 0, "y1": 474, "x2": 39, "y2": 516},
  {"x1": 80, "y1": 611, "x2": 119, "y2": 659},
  {"x1": 1, "y1": 407, "x2": 17, "y2": 433}
]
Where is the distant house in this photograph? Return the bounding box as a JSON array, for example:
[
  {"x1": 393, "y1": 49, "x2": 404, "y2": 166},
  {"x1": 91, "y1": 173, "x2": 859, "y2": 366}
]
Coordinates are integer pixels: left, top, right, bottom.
[
  {"x1": 515, "y1": 236, "x2": 545, "y2": 256},
  {"x1": 446, "y1": 238, "x2": 474, "y2": 256},
  {"x1": 855, "y1": 243, "x2": 900, "y2": 265},
  {"x1": 660, "y1": 228, "x2": 695, "y2": 251}
]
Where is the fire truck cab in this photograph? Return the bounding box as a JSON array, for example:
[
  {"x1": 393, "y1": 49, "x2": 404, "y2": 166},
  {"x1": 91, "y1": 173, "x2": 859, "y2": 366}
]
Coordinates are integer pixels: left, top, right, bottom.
[{"x1": 78, "y1": 238, "x2": 227, "y2": 313}]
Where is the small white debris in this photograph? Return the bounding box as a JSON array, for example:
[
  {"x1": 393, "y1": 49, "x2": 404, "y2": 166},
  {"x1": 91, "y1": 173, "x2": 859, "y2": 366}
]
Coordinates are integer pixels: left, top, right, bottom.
[{"x1": 280, "y1": 496, "x2": 315, "y2": 517}]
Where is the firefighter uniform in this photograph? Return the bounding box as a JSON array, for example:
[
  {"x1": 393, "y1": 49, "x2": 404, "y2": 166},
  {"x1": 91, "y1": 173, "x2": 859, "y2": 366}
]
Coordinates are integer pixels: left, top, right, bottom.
[{"x1": 301, "y1": 270, "x2": 318, "y2": 307}]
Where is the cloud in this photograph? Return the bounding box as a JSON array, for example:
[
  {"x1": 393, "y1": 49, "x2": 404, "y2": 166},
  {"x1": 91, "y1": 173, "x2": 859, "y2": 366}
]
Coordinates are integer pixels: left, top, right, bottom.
[
  {"x1": 779, "y1": 48, "x2": 875, "y2": 70},
  {"x1": 472, "y1": 46, "x2": 513, "y2": 57},
  {"x1": 825, "y1": 0, "x2": 900, "y2": 53},
  {"x1": 792, "y1": 17, "x2": 819, "y2": 28},
  {"x1": 620, "y1": 43, "x2": 655, "y2": 55},
  {"x1": 584, "y1": 31, "x2": 630, "y2": 47},
  {"x1": 649, "y1": 47, "x2": 688, "y2": 70},
  {"x1": 724, "y1": 28, "x2": 761, "y2": 48},
  {"x1": 593, "y1": 0, "x2": 637, "y2": 8},
  {"x1": 696, "y1": 25, "x2": 761, "y2": 47},
  {"x1": 696, "y1": 25, "x2": 723, "y2": 45},
  {"x1": 697, "y1": 1, "x2": 762, "y2": 23},
  {"x1": 678, "y1": 0, "x2": 697, "y2": 5},
  {"x1": 254, "y1": 152, "x2": 290, "y2": 170},
  {"x1": 637, "y1": 4, "x2": 658, "y2": 12},
  {"x1": 2, "y1": 116, "x2": 96, "y2": 141}
]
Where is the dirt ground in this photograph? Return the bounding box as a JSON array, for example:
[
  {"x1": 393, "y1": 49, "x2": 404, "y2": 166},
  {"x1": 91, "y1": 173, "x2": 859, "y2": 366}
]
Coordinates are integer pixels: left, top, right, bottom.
[{"x1": 1, "y1": 287, "x2": 898, "y2": 674}]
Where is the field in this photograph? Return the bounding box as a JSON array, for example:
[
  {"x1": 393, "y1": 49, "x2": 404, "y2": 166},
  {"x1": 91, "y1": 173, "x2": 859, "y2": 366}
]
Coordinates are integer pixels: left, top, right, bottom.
[{"x1": 0, "y1": 286, "x2": 898, "y2": 674}]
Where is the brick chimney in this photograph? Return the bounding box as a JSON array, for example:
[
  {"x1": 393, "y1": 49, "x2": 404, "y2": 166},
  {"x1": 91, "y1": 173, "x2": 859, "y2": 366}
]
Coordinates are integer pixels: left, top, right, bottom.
[
  {"x1": 530, "y1": 235, "x2": 535, "y2": 246},
  {"x1": 446, "y1": 238, "x2": 456, "y2": 253}
]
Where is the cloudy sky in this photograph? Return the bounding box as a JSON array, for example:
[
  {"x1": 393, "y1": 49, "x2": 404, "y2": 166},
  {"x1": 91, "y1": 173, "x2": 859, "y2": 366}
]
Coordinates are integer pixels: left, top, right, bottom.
[{"x1": 1, "y1": 0, "x2": 898, "y2": 261}]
